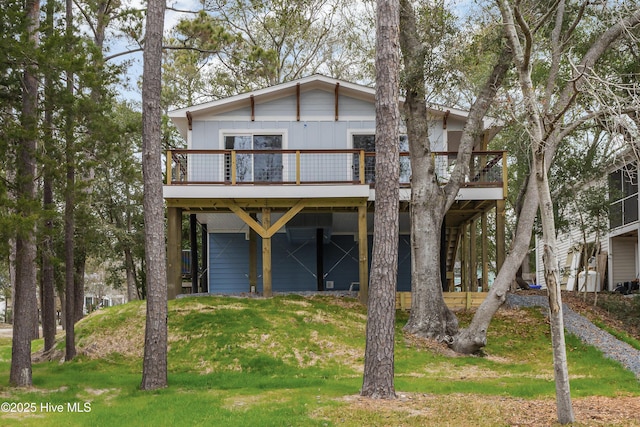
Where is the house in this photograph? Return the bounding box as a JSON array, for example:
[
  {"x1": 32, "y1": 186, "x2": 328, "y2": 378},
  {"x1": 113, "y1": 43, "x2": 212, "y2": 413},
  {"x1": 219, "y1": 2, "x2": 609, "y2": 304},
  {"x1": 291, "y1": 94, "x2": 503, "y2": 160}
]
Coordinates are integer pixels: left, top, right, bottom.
[
  {"x1": 164, "y1": 75, "x2": 507, "y2": 299},
  {"x1": 535, "y1": 162, "x2": 639, "y2": 292}
]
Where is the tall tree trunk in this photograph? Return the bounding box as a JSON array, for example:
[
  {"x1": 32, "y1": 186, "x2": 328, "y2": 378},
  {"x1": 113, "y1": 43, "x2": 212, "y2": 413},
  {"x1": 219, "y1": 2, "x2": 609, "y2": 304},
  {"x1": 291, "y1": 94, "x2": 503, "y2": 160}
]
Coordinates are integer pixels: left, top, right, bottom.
[
  {"x1": 399, "y1": 0, "x2": 510, "y2": 340},
  {"x1": 455, "y1": 1, "x2": 640, "y2": 358},
  {"x1": 535, "y1": 153, "x2": 574, "y2": 424},
  {"x1": 496, "y1": 1, "x2": 574, "y2": 422},
  {"x1": 399, "y1": 0, "x2": 458, "y2": 341},
  {"x1": 10, "y1": 0, "x2": 40, "y2": 387},
  {"x1": 125, "y1": 248, "x2": 138, "y2": 301},
  {"x1": 42, "y1": 175, "x2": 56, "y2": 352},
  {"x1": 140, "y1": 0, "x2": 168, "y2": 391},
  {"x1": 452, "y1": 171, "x2": 538, "y2": 353},
  {"x1": 64, "y1": 0, "x2": 76, "y2": 362},
  {"x1": 41, "y1": 0, "x2": 57, "y2": 354},
  {"x1": 74, "y1": 249, "x2": 86, "y2": 322},
  {"x1": 404, "y1": 206, "x2": 458, "y2": 340},
  {"x1": 361, "y1": 0, "x2": 400, "y2": 400}
]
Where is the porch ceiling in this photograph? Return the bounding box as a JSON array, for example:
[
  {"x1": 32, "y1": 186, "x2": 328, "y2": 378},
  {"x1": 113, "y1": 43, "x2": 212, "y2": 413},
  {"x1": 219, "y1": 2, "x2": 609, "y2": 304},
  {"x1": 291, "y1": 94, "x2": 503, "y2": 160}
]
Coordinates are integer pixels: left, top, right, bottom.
[{"x1": 445, "y1": 199, "x2": 497, "y2": 228}]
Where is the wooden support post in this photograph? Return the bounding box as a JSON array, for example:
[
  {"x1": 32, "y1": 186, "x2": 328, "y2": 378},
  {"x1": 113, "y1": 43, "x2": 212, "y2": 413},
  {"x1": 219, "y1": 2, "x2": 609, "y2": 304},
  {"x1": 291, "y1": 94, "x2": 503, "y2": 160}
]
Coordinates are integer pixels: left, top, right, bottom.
[
  {"x1": 231, "y1": 151, "x2": 237, "y2": 184},
  {"x1": 190, "y1": 214, "x2": 198, "y2": 294},
  {"x1": 201, "y1": 224, "x2": 208, "y2": 293},
  {"x1": 481, "y1": 212, "x2": 489, "y2": 292},
  {"x1": 496, "y1": 200, "x2": 506, "y2": 272},
  {"x1": 167, "y1": 207, "x2": 183, "y2": 299},
  {"x1": 502, "y1": 153, "x2": 508, "y2": 199},
  {"x1": 262, "y1": 208, "x2": 272, "y2": 297},
  {"x1": 454, "y1": 224, "x2": 468, "y2": 292},
  {"x1": 249, "y1": 213, "x2": 258, "y2": 293},
  {"x1": 470, "y1": 218, "x2": 477, "y2": 292},
  {"x1": 316, "y1": 228, "x2": 324, "y2": 291},
  {"x1": 358, "y1": 203, "x2": 369, "y2": 304}
]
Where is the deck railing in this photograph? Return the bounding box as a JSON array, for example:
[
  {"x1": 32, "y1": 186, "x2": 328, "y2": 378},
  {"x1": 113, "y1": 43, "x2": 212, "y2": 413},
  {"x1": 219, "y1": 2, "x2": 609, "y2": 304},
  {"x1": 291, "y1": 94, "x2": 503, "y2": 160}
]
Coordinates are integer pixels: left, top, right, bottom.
[{"x1": 166, "y1": 149, "x2": 507, "y2": 189}]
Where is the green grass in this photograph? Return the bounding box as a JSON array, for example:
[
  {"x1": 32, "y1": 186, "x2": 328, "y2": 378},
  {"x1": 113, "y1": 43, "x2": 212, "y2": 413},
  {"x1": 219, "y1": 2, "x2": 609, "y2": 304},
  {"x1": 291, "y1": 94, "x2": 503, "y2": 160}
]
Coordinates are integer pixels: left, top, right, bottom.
[
  {"x1": 593, "y1": 320, "x2": 640, "y2": 351},
  {"x1": 0, "y1": 295, "x2": 637, "y2": 426}
]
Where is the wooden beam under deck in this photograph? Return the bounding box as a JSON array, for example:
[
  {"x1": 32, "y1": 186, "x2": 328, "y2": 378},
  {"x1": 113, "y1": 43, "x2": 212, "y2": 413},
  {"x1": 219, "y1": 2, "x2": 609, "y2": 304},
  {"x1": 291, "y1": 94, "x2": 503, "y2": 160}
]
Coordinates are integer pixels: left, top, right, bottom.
[{"x1": 166, "y1": 197, "x2": 369, "y2": 210}]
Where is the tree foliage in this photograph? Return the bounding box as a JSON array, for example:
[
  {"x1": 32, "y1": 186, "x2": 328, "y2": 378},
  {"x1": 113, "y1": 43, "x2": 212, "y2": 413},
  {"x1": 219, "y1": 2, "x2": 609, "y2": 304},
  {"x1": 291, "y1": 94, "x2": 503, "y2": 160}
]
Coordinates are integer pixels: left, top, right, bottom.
[{"x1": 162, "y1": 0, "x2": 371, "y2": 107}]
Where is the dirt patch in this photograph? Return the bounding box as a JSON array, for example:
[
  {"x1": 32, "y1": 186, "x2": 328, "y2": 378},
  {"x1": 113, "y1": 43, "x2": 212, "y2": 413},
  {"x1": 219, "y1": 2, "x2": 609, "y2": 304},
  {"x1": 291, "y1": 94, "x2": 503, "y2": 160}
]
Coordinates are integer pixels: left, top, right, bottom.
[
  {"x1": 334, "y1": 393, "x2": 640, "y2": 426},
  {"x1": 403, "y1": 333, "x2": 460, "y2": 357}
]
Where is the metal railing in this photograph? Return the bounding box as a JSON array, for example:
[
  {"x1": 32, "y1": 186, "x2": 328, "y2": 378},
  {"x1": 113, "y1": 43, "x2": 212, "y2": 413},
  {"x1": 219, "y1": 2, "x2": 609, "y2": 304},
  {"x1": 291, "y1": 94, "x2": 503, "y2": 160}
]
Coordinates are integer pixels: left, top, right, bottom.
[{"x1": 166, "y1": 149, "x2": 506, "y2": 190}]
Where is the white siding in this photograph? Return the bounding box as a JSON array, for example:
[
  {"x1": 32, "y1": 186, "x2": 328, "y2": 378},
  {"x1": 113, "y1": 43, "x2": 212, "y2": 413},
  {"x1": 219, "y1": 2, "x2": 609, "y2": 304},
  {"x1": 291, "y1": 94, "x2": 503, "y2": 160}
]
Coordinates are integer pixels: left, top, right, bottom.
[{"x1": 536, "y1": 228, "x2": 610, "y2": 288}]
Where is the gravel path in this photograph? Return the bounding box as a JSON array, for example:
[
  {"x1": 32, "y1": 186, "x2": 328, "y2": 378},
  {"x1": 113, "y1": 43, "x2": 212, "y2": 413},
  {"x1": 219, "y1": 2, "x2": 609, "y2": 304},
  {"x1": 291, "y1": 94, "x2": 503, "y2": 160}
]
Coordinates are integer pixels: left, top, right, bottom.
[{"x1": 506, "y1": 294, "x2": 640, "y2": 379}]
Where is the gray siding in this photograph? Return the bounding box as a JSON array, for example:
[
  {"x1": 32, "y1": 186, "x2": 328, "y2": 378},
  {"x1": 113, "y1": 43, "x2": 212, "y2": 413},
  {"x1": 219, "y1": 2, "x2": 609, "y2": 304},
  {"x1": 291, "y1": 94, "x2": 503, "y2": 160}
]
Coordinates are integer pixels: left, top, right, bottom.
[
  {"x1": 210, "y1": 90, "x2": 375, "y2": 119},
  {"x1": 208, "y1": 231, "x2": 412, "y2": 293},
  {"x1": 192, "y1": 119, "x2": 376, "y2": 150},
  {"x1": 209, "y1": 233, "x2": 250, "y2": 293}
]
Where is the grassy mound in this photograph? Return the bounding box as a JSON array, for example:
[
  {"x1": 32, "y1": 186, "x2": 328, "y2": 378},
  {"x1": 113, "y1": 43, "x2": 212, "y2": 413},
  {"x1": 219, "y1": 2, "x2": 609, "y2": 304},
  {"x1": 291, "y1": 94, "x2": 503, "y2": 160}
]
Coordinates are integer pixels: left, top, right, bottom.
[{"x1": 0, "y1": 294, "x2": 638, "y2": 427}]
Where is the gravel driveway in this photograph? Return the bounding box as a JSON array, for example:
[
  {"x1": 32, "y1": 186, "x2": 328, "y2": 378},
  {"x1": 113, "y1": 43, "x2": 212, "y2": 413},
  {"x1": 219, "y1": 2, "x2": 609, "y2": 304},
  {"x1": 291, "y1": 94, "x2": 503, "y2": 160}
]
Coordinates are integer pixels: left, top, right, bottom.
[{"x1": 506, "y1": 294, "x2": 640, "y2": 379}]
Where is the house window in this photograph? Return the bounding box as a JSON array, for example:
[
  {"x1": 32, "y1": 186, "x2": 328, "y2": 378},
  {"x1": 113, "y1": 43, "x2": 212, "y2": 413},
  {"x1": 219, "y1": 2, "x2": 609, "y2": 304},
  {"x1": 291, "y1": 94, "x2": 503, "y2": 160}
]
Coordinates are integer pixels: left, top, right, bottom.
[
  {"x1": 352, "y1": 134, "x2": 410, "y2": 184},
  {"x1": 609, "y1": 166, "x2": 638, "y2": 228},
  {"x1": 224, "y1": 134, "x2": 283, "y2": 182}
]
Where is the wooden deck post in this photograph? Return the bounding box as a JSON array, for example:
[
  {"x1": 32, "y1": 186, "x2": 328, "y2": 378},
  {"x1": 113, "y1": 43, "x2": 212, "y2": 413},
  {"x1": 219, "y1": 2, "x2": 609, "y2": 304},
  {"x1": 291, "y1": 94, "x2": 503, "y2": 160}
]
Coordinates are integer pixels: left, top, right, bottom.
[
  {"x1": 461, "y1": 222, "x2": 468, "y2": 292},
  {"x1": 190, "y1": 214, "x2": 198, "y2": 294},
  {"x1": 262, "y1": 208, "x2": 272, "y2": 297},
  {"x1": 358, "y1": 203, "x2": 369, "y2": 304},
  {"x1": 470, "y1": 218, "x2": 477, "y2": 292},
  {"x1": 167, "y1": 207, "x2": 183, "y2": 299},
  {"x1": 249, "y1": 213, "x2": 258, "y2": 293},
  {"x1": 481, "y1": 212, "x2": 489, "y2": 292},
  {"x1": 496, "y1": 200, "x2": 506, "y2": 271}
]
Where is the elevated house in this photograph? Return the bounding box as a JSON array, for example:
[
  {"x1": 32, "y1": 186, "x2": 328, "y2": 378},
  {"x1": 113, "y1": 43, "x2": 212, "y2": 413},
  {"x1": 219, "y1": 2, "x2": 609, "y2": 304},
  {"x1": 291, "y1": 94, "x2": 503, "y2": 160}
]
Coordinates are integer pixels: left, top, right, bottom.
[{"x1": 164, "y1": 75, "x2": 507, "y2": 299}]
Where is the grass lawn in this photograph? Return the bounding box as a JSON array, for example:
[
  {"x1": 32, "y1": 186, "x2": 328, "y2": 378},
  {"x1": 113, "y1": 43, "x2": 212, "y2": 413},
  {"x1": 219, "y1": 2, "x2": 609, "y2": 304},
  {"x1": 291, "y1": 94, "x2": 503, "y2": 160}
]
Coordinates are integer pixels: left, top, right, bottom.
[{"x1": 0, "y1": 295, "x2": 638, "y2": 426}]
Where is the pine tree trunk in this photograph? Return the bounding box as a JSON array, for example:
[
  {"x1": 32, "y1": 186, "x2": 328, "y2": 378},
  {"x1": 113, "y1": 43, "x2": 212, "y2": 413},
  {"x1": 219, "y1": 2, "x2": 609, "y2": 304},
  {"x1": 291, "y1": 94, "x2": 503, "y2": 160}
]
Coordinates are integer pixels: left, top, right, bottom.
[
  {"x1": 361, "y1": 0, "x2": 400, "y2": 400},
  {"x1": 140, "y1": 0, "x2": 168, "y2": 391},
  {"x1": 125, "y1": 248, "x2": 138, "y2": 301},
  {"x1": 63, "y1": 0, "x2": 76, "y2": 362},
  {"x1": 10, "y1": 0, "x2": 40, "y2": 387},
  {"x1": 74, "y1": 252, "x2": 86, "y2": 322},
  {"x1": 42, "y1": 178, "x2": 57, "y2": 352},
  {"x1": 41, "y1": 0, "x2": 57, "y2": 353}
]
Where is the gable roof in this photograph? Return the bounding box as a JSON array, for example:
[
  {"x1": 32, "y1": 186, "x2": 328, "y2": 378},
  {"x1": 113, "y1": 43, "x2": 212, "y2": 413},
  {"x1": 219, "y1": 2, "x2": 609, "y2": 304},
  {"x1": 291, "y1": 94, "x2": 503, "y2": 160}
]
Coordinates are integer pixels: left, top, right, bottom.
[{"x1": 168, "y1": 74, "x2": 491, "y2": 138}]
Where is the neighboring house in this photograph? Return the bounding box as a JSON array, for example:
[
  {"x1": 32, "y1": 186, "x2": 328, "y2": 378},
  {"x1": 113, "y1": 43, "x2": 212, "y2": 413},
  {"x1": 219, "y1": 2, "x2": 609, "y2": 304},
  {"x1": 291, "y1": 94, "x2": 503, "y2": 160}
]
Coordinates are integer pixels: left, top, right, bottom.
[
  {"x1": 164, "y1": 75, "x2": 507, "y2": 298},
  {"x1": 83, "y1": 271, "x2": 126, "y2": 314},
  {"x1": 536, "y1": 162, "x2": 639, "y2": 292}
]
